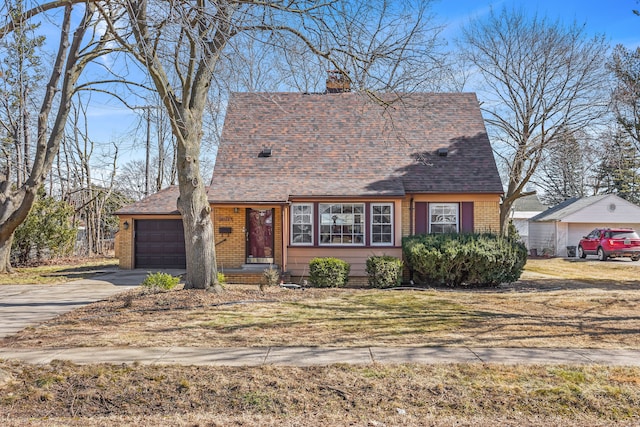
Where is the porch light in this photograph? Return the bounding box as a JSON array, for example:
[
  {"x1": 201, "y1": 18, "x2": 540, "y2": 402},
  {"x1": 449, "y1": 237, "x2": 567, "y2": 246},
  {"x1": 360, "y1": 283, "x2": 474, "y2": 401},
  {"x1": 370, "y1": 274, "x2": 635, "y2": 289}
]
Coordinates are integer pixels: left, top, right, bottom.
[{"x1": 123, "y1": 221, "x2": 130, "y2": 230}]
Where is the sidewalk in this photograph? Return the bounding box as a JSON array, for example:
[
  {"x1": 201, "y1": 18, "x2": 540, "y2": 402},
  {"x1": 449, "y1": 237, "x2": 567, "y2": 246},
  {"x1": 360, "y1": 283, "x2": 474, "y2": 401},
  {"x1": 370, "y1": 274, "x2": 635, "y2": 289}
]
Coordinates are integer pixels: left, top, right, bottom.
[
  {"x1": 2, "y1": 270, "x2": 640, "y2": 368},
  {"x1": 2, "y1": 346, "x2": 640, "y2": 367}
]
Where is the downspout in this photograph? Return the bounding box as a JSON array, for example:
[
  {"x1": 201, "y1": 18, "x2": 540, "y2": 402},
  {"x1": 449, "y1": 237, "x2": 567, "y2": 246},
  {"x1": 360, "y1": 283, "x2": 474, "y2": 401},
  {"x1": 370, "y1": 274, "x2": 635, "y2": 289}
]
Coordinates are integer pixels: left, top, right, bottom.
[
  {"x1": 409, "y1": 197, "x2": 414, "y2": 235},
  {"x1": 408, "y1": 197, "x2": 415, "y2": 283},
  {"x1": 282, "y1": 203, "x2": 289, "y2": 276}
]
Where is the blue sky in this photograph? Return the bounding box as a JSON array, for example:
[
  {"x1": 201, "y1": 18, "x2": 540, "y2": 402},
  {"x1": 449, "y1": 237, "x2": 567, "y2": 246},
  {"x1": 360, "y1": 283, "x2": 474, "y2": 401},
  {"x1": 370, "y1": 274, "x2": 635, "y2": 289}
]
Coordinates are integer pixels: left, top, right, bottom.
[
  {"x1": 431, "y1": 0, "x2": 640, "y2": 48},
  {"x1": 87, "y1": 0, "x2": 640, "y2": 165}
]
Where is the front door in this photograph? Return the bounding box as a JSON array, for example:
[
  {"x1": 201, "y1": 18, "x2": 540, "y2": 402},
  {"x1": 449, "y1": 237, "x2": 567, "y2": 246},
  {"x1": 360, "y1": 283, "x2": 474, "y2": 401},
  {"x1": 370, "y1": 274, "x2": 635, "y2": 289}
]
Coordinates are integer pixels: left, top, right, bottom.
[{"x1": 247, "y1": 209, "x2": 274, "y2": 263}]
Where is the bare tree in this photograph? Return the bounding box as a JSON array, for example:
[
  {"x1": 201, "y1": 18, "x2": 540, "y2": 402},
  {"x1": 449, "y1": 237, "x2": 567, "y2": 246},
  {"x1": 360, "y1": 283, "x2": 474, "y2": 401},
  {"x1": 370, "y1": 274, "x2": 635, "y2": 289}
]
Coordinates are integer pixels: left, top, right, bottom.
[
  {"x1": 0, "y1": 2, "x2": 111, "y2": 272},
  {"x1": 62, "y1": 98, "x2": 120, "y2": 256},
  {"x1": 0, "y1": 0, "x2": 45, "y2": 190},
  {"x1": 97, "y1": 0, "x2": 445, "y2": 291},
  {"x1": 459, "y1": 7, "x2": 610, "y2": 232},
  {"x1": 531, "y1": 128, "x2": 593, "y2": 205},
  {"x1": 593, "y1": 126, "x2": 640, "y2": 204},
  {"x1": 609, "y1": 44, "x2": 640, "y2": 152}
]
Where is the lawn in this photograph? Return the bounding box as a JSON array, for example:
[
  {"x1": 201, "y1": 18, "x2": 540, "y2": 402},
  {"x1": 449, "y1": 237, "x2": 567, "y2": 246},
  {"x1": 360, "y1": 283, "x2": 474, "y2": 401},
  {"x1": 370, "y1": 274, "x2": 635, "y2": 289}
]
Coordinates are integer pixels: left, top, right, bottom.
[
  {"x1": 3, "y1": 257, "x2": 639, "y2": 350},
  {"x1": 1, "y1": 257, "x2": 639, "y2": 426},
  {"x1": 0, "y1": 258, "x2": 118, "y2": 285}
]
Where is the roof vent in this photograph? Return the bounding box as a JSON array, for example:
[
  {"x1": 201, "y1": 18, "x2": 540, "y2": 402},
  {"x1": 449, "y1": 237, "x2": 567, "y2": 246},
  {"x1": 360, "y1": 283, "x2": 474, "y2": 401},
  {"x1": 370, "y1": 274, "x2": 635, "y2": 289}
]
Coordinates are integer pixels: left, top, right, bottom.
[
  {"x1": 259, "y1": 147, "x2": 272, "y2": 157},
  {"x1": 437, "y1": 147, "x2": 448, "y2": 157}
]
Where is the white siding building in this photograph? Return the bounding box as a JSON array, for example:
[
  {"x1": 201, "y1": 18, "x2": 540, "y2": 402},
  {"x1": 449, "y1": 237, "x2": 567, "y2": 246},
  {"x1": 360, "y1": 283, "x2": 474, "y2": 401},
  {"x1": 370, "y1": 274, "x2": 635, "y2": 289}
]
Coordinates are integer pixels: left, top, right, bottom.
[
  {"x1": 510, "y1": 194, "x2": 546, "y2": 249},
  {"x1": 528, "y1": 194, "x2": 640, "y2": 257}
]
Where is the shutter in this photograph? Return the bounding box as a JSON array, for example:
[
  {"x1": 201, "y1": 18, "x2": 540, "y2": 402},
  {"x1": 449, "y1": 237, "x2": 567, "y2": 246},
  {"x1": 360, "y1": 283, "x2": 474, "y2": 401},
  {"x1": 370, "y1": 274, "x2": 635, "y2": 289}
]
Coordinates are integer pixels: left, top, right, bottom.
[
  {"x1": 415, "y1": 202, "x2": 428, "y2": 234},
  {"x1": 461, "y1": 202, "x2": 474, "y2": 233}
]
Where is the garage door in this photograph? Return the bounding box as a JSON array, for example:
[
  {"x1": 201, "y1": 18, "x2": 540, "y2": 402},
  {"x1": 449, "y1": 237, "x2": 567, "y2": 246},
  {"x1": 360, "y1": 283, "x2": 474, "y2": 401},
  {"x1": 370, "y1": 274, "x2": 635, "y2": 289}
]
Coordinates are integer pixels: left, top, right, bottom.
[{"x1": 135, "y1": 219, "x2": 186, "y2": 269}]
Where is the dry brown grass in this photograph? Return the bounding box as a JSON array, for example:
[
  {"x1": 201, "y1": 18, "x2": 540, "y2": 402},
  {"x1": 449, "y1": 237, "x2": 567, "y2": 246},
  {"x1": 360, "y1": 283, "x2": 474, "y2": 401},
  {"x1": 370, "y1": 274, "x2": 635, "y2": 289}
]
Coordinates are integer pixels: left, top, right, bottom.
[
  {"x1": 1, "y1": 360, "x2": 639, "y2": 426},
  {"x1": 1, "y1": 257, "x2": 640, "y2": 425},
  {"x1": 3, "y1": 258, "x2": 639, "y2": 350},
  {"x1": 0, "y1": 257, "x2": 118, "y2": 285}
]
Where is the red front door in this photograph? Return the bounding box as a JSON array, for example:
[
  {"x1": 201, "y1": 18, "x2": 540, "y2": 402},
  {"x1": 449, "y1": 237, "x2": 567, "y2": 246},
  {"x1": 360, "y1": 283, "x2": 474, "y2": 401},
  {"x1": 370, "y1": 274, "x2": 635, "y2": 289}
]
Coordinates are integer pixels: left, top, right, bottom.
[{"x1": 247, "y1": 209, "x2": 274, "y2": 263}]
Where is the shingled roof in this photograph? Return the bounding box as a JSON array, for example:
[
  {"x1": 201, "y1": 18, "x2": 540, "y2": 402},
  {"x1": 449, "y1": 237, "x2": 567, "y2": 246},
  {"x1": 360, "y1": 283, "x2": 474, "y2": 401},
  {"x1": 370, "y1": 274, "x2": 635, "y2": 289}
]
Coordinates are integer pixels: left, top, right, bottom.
[
  {"x1": 210, "y1": 92, "x2": 503, "y2": 203},
  {"x1": 115, "y1": 186, "x2": 180, "y2": 215}
]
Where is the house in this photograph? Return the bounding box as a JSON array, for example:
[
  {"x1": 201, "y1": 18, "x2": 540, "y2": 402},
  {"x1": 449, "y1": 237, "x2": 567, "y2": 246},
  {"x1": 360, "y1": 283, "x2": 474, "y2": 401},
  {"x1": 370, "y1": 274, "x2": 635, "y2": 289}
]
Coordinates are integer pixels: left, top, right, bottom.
[
  {"x1": 510, "y1": 194, "x2": 546, "y2": 248},
  {"x1": 116, "y1": 91, "x2": 504, "y2": 284},
  {"x1": 528, "y1": 194, "x2": 640, "y2": 257}
]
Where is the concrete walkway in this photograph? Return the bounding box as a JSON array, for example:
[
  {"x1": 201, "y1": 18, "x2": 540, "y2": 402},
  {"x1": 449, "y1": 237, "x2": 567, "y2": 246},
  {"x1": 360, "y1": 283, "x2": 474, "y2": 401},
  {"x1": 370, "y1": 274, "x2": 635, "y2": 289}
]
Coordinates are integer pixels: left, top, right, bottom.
[
  {"x1": 0, "y1": 268, "x2": 184, "y2": 338},
  {"x1": 2, "y1": 346, "x2": 640, "y2": 366},
  {"x1": 2, "y1": 269, "x2": 640, "y2": 367}
]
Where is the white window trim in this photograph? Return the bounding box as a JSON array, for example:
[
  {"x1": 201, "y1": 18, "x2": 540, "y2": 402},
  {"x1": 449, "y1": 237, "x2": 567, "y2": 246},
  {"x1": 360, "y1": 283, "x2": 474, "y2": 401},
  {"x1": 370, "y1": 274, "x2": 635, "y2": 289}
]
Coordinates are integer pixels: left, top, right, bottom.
[
  {"x1": 290, "y1": 203, "x2": 314, "y2": 245},
  {"x1": 370, "y1": 203, "x2": 394, "y2": 246},
  {"x1": 429, "y1": 203, "x2": 459, "y2": 234}
]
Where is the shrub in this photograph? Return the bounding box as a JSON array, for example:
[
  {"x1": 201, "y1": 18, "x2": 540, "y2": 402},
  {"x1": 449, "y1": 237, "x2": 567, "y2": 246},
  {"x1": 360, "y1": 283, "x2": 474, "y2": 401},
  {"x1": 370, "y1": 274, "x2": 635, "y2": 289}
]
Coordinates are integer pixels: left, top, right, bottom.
[
  {"x1": 261, "y1": 265, "x2": 280, "y2": 287},
  {"x1": 12, "y1": 191, "x2": 77, "y2": 266},
  {"x1": 217, "y1": 272, "x2": 227, "y2": 286},
  {"x1": 308, "y1": 257, "x2": 350, "y2": 288},
  {"x1": 141, "y1": 272, "x2": 180, "y2": 291},
  {"x1": 366, "y1": 255, "x2": 403, "y2": 288},
  {"x1": 402, "y1": 233, "x2": 527, "y2": 287}
]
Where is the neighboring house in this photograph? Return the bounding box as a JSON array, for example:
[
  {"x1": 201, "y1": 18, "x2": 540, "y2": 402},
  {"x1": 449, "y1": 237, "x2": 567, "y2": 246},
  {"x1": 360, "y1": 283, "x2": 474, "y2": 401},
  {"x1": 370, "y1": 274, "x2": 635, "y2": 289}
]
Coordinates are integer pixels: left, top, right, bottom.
[
  {"x1": 528, "y1": 194, "x2": 640, "y2": 257},
  {"x1": 510, "y1": 194, "x2": 546, "y2": 249},
  {"x1": 117, "y1": 90, "x2": 504, "y2": 283}
]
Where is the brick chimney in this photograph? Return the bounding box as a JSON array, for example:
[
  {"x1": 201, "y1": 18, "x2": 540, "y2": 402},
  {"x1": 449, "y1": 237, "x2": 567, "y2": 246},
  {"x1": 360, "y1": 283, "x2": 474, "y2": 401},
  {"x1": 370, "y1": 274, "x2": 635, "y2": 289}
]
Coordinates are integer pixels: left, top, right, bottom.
[{"x1": 326, "y1": 70, "x2": 350, "y2": 93}]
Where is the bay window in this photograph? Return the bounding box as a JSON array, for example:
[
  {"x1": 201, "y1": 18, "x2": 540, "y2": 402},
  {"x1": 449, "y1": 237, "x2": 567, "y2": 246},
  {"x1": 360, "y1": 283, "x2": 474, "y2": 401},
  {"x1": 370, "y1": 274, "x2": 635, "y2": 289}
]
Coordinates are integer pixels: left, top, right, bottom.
[
  {"x1": 319, "y1": 203, "x2": 365, "y2": 245},
  {"x1": 291, "y1": 202, "x2": 396, "y2": 246}
]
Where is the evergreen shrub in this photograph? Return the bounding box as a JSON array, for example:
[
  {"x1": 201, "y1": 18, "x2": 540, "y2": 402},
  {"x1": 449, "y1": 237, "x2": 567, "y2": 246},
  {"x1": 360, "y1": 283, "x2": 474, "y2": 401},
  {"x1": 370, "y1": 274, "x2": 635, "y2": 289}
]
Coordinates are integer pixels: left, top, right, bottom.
[
  {"x1": 12, "y1": 191, "x2": 77, "y2": 265},
  {"x1": 308, "y1": 257, "x2": 350, "y2": 287},
  {"x1": 402, "y1": 233, "x2": 527, "y2": 287},
  {"x1": 366, "y1": 255, "x2": 403, "y2": 288}
]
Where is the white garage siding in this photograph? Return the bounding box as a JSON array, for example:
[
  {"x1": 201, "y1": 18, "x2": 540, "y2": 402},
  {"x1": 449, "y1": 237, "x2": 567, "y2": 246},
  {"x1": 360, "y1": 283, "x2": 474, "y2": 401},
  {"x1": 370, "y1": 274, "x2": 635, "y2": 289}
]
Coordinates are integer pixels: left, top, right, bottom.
[
  {"x1": 512, "y1": 218, "x2": 530, "y2": 248},
  {"x1": 528, "y1": 222, "x2": 556, "y2": 256}
]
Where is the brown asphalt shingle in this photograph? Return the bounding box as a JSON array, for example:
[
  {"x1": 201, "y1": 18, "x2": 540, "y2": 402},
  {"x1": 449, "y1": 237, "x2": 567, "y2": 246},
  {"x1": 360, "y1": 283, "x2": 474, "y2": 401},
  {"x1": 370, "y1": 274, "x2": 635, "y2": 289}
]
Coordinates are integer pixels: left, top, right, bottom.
[
  {"x1": 115, "y1": 186, "x2": 180, "y2": 215},
  {"x1": 210, "y1": 92, "x2": 503, "y2": 203}
]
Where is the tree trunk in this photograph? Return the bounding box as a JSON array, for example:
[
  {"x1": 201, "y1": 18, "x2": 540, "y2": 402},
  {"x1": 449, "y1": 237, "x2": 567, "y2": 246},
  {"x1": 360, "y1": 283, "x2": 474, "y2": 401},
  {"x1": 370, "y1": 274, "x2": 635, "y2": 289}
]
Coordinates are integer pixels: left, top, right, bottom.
[
  {"x1": 0, "y1": 233, "x2": 14, "y2": 273},
  {"x1": 176, "y1": 126, "x2": 221, "y2": 293},
  {"x1": 499, "y1": 200, "x2": 512, "y2": 237},
  {"x1": 0, "y1": 188, "x2": 36, "y2": 273}
]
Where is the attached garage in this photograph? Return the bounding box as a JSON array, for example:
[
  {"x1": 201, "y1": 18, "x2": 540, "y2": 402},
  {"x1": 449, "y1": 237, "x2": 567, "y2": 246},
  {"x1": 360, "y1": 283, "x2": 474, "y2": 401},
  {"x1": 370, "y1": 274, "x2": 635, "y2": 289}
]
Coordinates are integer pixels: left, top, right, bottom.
[
  {"x1": 529, "y1": 194, "x2": 640, "y2": 257},
  {"x1": 115, "y1": 186, "x2": 190, "y2": 270},
  {"x1": 134, "y1": 219, "x2": 186, "y2": 269}
]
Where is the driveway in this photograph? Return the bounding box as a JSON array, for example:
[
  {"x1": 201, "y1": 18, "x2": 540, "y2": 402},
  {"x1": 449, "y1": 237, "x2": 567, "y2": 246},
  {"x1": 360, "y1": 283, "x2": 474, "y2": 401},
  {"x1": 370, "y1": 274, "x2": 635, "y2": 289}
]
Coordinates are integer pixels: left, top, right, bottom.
[{"x1": 0, "y1": 269, "x2": 185, "y2": 338}]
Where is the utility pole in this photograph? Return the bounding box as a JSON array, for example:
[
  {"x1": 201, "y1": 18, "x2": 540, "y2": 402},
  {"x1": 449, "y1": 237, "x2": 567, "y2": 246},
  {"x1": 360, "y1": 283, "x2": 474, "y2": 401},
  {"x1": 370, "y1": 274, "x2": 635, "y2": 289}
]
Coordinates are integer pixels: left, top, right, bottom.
[
  {"x1": 145, "y1": 107, "x2": 151, "y2": 197},
  {"x1": 132, "y1": 105, "x2": 154, "y2": 197}
]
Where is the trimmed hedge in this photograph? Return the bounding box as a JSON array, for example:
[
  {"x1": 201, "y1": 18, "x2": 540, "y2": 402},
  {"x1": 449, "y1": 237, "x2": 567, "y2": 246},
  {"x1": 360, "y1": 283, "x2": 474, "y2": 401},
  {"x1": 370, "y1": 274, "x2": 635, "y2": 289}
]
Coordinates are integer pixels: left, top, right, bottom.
[
  {"x1": 309, "y1": 257, "x2": 350, "y2": 288},
  {"x1": 366, "y1": 255, "x2": 403, "y2": 288},
  {"x1": 402, "y1": 233, "x2": 527, "y2": 287}
]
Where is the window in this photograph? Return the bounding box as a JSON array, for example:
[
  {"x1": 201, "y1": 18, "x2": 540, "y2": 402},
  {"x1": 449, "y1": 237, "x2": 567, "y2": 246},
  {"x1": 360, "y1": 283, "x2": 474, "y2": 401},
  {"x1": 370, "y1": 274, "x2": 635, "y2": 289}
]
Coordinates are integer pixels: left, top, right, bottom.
[
  {"x1": 429, "y1": 203, "x2": 458, "y2": 233},
  {"x1": 371, "y1": 203, "x2": 393, "y2": 245},
  {"x1": 319, "y1": 203, "x2": 365, "y2": 245},
  {"x1": 291, "y1": 204, "x2": 313, "y2": 244}
]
